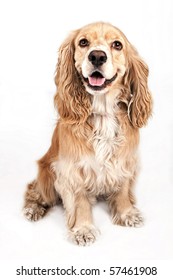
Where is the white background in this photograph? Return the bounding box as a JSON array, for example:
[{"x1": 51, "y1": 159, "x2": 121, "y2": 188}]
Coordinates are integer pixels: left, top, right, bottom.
[{"x1": 0, "y1": 0, "x2": 173, "y2": 278}]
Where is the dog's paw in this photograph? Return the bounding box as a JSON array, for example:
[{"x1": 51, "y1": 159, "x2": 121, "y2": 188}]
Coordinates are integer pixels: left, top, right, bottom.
[
  {"x1": 69, "y1": 224, "x2": 100, "y2": 246},
  {"x1": 23, "y1": 203, "x2": 47, "y2": 221},
  {"x1": 112, "y1": 207, "x2": 144, "y2": 227}
]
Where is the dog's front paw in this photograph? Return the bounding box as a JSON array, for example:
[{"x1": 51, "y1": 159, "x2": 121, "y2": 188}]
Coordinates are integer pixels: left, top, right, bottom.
[
  {"x1": 112, "y1": 207, "x2": 144, "y2": 227},
  {"x1": 23, "y1": 203, "x2": 47, "y2": 221},
  {"x1": 69, "y1": 224, "x2": 100, "y2": 246}
]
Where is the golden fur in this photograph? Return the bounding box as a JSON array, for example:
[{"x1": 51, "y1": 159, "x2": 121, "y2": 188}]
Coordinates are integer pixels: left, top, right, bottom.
[{"x1": 23, "y1": 22, "x2": 152, "y2": 245}]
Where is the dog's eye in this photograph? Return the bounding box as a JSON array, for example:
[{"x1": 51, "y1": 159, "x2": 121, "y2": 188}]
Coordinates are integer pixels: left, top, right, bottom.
[
  {"x1": 112, "y1": 41, "x2": 123, "y2": 50},
  {"x1": 79, "y1": 38, "x2": 89, "y2": 47}
]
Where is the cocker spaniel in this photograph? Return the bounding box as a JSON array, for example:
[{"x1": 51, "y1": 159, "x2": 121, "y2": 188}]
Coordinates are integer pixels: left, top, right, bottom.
[{"x1": 24, "y1": 22, "x2": 152, "y2": 245}]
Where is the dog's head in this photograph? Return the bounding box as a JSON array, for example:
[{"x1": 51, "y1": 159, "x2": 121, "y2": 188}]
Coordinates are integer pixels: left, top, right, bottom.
[{"x1": 55, "y1": 22, "x2": 152, "y2": 127}]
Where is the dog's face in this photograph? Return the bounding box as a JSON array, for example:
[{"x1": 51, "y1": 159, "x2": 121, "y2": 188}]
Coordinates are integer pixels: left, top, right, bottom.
[{"x1": 74, "y1": 22, "x2": 127, "y2": 95}]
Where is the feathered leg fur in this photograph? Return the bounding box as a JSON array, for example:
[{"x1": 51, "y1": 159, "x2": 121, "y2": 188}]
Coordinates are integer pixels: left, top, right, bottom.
[{"x1": 108, "y1": 177, "x2": 143, "y2": 227}]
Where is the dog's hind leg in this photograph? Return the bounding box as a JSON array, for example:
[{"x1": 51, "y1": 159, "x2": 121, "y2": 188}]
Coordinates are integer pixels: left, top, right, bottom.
[{"x1": 23, "y1": 152, "x2": 58, "y2": 221}]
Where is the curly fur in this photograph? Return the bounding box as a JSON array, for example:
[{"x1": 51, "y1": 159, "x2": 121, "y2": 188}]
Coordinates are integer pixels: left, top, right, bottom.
[{"x1": 23, "y1": 22, "x2": 152, "y2": 246}]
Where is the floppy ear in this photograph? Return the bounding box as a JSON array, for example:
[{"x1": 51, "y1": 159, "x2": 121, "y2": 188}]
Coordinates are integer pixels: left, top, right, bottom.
[
  {"x1": 125, "y1": 46, "x2": 152, "y2": 128},
  {"x1": 54, "y1": 31, "x2": 91, "y2": 124}
]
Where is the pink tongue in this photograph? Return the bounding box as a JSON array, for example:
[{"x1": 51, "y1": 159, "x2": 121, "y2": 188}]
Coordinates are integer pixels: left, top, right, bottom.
[{"x1": 88, "y1": 76, "x2": 105, "y2": 86}]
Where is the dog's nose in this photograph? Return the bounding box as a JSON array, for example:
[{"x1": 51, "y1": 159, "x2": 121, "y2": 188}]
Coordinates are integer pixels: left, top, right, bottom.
[{"x1": 88, "y1": 50, "x2": 107, "y2": 67}]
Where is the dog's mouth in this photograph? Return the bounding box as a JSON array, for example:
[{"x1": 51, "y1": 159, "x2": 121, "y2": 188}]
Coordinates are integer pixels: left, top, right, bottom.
[
  {"x1": 83, "y1": 71, "x2": 117, "y2": 91},
  {"x1": 88, "y1": 71, "x2": 105, "y2": 87}
]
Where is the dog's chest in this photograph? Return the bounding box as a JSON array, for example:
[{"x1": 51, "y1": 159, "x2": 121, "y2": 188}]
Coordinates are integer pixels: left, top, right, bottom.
[
  {"x1": 84, "y1": 94, "x2": 122, "y2": 192},
  {"x1": 54, "y1": 94, "x2": 125, "y2": 197},
  {"x1": 91, "y1": 95, "x2": 118, "y2": 163}
]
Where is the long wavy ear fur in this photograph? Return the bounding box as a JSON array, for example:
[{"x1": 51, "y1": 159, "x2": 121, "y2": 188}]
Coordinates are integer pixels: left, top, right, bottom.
[
  {"x1": 125, "y1": 46, "x2": 152, "y2": 128},
  {"x1": 54, "y1": 31, "x2": 91, "y2": 124}
]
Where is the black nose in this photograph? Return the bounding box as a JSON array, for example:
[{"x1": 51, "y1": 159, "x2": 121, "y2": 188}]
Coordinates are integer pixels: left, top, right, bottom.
[{"x1": 88, "y1": 50, "x2": 107, "y2": 67}]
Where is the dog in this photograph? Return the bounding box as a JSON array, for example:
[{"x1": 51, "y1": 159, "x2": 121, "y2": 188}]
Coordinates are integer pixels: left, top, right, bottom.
[{"x1": 23, "y1": 22, "x2": 152, "y2": 246}]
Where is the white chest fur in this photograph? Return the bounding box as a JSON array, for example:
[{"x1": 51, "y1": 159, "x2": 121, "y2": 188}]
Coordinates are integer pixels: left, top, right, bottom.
[
  {"x1": 88, "y1": 94, "x2": 123, "y2": 192},
  {"x1": 92, "y1": 94, "x2": 119, "y2": 161}
]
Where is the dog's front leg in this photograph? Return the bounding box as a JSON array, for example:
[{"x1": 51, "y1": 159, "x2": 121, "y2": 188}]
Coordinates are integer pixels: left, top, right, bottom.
[
  {"x1": 108, "y1": 178, "x2": 143, "y2": 227},
  {"x1": 55, "y1": 179, "x2": 99, "y2": 246},
  {"x1": 69, "y1": 193, "x2": 99, "y2": 246}
]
